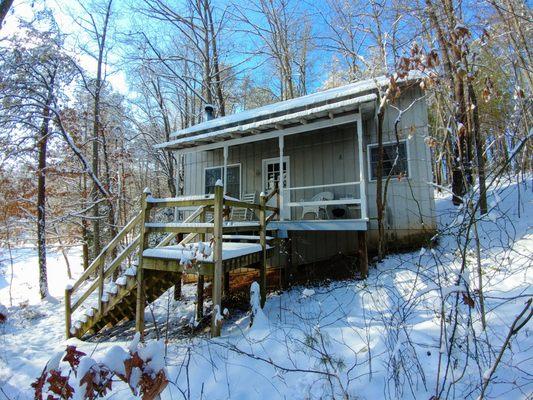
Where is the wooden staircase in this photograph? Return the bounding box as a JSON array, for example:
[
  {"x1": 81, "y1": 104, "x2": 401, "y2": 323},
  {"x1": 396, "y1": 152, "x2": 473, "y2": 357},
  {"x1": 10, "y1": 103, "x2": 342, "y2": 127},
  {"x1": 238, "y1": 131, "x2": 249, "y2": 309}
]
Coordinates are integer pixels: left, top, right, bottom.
[{"x1": 65, "y1": 183, "x2": 280, "y2": 339}]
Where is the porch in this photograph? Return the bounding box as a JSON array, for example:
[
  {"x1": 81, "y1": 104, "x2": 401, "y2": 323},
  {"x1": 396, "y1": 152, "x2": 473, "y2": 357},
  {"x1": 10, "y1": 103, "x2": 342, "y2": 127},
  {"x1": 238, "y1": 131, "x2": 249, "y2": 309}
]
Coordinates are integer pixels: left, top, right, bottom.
[{"x1": 164, "y1": 110, "x2": 373, "y2": 232}]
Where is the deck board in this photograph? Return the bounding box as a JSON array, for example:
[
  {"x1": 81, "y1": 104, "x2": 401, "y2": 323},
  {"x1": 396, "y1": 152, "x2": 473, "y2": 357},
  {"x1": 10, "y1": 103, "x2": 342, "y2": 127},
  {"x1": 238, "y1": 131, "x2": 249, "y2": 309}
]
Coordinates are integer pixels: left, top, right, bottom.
[{"x1": 142, "y1": 242, "x2": 273, "y2": 275}]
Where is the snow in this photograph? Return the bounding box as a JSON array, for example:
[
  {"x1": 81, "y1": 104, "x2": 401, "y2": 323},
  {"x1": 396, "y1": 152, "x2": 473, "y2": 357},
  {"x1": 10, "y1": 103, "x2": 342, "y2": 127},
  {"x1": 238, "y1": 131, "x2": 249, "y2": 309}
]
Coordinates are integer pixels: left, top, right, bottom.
[
  {"x1": 145, "y1": 221, "x2": 260, "y2": 229},
  {"x1": 160, "y1": 94, "x2": 377, "y2": 149},
  {"x1": 138, "y1": 340, "x2": 166, "y2": 373},
  {"x1": 116, "y1": 276, "x2": 128, "y2": 286},
  {"x1": 128, "y1": 332, "x2": 141, "y2": 353},
  {"x1": 143, "y1": 241, "x2": 269, "y2": 262},
  {"x1": 0, "y1": 177, "x2": 532, "y2": 399},
  {"x1": 103, "y1": 346, "x2": 129, "y2": 376},
  {"x1": 168, "y1": 72, "x2": 422, "y2": 140},
  {"x1": 77, "y1": 356, "x2": 96, "y2": 380}
]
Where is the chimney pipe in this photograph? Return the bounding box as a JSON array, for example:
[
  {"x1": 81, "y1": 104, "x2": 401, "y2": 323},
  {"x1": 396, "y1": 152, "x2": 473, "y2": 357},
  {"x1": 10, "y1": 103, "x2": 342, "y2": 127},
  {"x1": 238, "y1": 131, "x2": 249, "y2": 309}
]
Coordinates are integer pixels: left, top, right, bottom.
[{"x1": 204, "y1": 104, "x2": 215, "y2": 121}]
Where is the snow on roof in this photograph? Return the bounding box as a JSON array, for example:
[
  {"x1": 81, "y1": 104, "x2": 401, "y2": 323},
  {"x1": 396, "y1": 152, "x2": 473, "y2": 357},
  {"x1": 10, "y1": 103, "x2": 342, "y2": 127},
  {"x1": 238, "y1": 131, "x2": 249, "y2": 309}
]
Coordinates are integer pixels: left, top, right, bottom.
[
  {"x1": 158, "y1": 93, "x2": 376, "y2": 150},
  {"x1": 168, "y1": 72, "x2": 420, "y2": 140}
]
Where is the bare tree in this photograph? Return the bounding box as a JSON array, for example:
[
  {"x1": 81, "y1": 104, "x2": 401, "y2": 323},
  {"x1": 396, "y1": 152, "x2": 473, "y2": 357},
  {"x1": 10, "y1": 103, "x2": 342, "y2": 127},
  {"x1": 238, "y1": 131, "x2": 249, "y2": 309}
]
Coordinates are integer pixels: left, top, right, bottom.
[{"x1": 0, "y1": 0, "x2": 14, "y2": 29}]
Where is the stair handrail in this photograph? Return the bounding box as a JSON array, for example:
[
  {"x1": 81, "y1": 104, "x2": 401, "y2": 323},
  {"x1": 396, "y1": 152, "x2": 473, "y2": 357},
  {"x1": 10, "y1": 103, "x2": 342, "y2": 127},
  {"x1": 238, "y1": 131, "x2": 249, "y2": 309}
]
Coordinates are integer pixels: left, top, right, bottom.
[
  {"x1": 65, "y1": 209, "x2": 143, "y2": 338},
  {"x1": 155, "y1": 205, "x2": 208, "y2": 248},
  {"x1": 65, "y1": 186, "x2": 281, "y2": 339}
]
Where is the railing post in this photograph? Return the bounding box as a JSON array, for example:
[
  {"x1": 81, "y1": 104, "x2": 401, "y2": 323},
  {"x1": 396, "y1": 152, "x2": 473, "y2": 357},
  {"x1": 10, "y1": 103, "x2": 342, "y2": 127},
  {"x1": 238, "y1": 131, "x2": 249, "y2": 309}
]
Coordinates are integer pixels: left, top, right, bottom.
[
  {"x1": 356, "y1": 112, "x2": 368, "y2": 220},
  {"x1": 275, "y1": 181, "x2": 280, "y2": 220},
  {"x1": 97, "y1": 258, "x2": 104, "y2": 312},
  {"x1": 211, "y1": 182, "x2": 224, "y2": 337},
  {"x1": 259, "y1": 192, "x2": 267, "y2": 308},
  {"x1": 196, "y1": 208, "x2": 206, "y2": 321},
  {"x1": 65, "y1": 286, "x2": 72, "y2": 338},
  {"x1": 278, "y1": 135, "x2": 285, "y2": 220},
  {"x1": 135, "y1": 188, "x2": 151, "y2": 337}
]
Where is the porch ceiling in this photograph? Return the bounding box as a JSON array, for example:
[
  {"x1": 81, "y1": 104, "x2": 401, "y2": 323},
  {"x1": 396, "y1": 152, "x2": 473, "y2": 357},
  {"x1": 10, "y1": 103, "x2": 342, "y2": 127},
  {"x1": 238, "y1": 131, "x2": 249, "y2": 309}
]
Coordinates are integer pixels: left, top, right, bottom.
[{"x1": 157, "y1": 93, "x2": 377, "y2": 152}]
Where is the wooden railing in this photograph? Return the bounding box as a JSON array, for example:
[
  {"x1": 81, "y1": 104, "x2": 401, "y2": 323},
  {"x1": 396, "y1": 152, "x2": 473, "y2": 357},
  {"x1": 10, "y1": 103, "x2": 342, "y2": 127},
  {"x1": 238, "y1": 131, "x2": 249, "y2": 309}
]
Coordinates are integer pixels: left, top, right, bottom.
[
  {"x1": 65, "y1": 210, "x2": 142, "y2": 338},
  {"x1": 65, "y1": 182, "x2": 280, "y2": 339}
]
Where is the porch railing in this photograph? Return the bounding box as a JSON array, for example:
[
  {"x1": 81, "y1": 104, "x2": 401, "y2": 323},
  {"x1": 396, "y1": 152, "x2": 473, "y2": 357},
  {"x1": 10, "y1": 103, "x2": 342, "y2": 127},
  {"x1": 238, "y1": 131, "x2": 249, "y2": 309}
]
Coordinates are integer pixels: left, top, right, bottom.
[{"x1": 283, "y1": 181, "x2": 365, "y2": 220}]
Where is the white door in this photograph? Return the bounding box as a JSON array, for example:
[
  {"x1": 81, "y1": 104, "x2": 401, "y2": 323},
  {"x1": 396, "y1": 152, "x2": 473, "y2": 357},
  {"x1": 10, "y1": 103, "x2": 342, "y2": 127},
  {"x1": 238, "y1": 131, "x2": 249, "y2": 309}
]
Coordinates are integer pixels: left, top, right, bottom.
[{"x1": 262, "y1": 157, "x2": 290, "y2": 219}]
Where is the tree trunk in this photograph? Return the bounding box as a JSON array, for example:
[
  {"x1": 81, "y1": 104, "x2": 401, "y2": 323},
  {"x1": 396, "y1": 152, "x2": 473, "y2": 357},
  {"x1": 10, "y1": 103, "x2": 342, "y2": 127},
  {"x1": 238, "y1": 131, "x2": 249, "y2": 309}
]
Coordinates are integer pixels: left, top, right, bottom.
[
  {"x1": 205, "y1": 0, "x2": 226, "y2": 116},
  {"x1": 91, "y1": 87, "x2": 102, "y2": 259},
  {"x1": 37, "y1": 77, "x2": 55, "y2": 299},
  {"x1": 91, "y1": 0, "x2": 113, "y2": 260},
  {"x1": 467, "y1": 79, "x2": 488, "y2": 214},
  {"x1": 0, "y1": 0, "x2": 14, "y2": 29},
  {"x1": 376, "y1": 107, "x2": 386, "y2": 260}
]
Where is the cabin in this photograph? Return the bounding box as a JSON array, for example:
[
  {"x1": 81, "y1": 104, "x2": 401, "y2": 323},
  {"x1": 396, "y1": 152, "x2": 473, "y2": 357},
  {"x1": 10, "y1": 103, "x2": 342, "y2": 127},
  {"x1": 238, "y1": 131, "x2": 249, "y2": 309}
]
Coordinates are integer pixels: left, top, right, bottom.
[
  {"x1": 158, "y1": 73, "x2": 436, "y2": 266},
  {"x1": 64, "y1": 74, "x2": 436, "y2": 340}
]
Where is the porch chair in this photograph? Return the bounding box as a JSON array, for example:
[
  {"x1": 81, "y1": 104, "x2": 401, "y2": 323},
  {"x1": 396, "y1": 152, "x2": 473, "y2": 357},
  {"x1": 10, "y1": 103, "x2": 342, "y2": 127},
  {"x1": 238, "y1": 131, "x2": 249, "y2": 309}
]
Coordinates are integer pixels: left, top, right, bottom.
[
  {"x1": 231, "y1": 192, "x2": 259, "y2": 221},
  {"x1": 301, "y1": 191, "x2": 334, "y2": 220}
]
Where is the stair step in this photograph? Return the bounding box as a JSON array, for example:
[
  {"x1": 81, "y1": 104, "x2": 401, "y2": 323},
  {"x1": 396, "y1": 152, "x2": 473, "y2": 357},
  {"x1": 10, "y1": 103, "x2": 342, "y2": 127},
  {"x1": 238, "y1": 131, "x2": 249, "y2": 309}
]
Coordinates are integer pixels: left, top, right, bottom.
[{"x1": 116, "y1": 276, "x2": 128, "y2": 286}]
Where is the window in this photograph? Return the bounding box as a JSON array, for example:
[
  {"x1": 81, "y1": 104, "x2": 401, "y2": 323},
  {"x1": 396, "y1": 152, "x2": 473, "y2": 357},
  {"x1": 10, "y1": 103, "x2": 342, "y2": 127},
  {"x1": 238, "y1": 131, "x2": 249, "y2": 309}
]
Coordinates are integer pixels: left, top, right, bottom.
[
  {"x1": 204, "y1": 164, "x2": 241, "y2": 198},
  {"x1": 368, "y1": 141, "x2": 409, "y2": 180},
  {"x1": 262, "y1": 157, "x2": 289, "y2": 192}
]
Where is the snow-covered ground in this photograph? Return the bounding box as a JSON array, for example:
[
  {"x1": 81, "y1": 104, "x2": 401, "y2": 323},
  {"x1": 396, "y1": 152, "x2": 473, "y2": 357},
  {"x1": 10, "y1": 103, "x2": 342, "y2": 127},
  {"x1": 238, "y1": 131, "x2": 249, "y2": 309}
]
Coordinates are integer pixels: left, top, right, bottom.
[{"x1": 0, "y1": 177, "x2": 532, "y2": 399}]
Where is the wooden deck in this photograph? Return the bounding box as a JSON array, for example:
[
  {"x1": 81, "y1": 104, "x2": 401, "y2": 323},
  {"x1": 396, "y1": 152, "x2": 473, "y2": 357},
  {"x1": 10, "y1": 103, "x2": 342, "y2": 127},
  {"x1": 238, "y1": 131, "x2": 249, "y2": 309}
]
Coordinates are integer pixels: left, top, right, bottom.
[
  {"x1": 142, "y1": 244, "x2": 275, "y2": 275},
  {"x1": 65, "y1": 182, "x2": 279, "y2": 339}
]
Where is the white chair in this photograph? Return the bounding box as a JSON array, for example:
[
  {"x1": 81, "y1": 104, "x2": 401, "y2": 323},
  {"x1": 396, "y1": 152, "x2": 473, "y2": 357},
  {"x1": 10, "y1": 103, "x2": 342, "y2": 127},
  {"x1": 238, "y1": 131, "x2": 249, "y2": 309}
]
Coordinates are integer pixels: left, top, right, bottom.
[
  {"x1": 301, "y1": 191, "x2": 334, "y2": 220},
  {"x1": 231, "y1": 192, "x2": 258, "y2": 221}
]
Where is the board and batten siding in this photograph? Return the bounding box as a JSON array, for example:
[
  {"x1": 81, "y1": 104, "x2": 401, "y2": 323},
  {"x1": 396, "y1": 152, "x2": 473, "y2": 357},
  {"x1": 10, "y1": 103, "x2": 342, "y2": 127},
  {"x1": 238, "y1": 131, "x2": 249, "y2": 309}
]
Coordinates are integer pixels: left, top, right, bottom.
[{"x1": 181, "y1": 86, "x2": 436, "y2": 265}]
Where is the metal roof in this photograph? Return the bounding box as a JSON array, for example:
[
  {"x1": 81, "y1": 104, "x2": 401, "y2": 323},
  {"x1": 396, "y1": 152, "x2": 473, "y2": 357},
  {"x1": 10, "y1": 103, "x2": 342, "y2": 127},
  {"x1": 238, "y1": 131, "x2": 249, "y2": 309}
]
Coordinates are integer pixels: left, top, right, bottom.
[{"x1": 158, "y1": 73, "x2": 421, "y2": 151}]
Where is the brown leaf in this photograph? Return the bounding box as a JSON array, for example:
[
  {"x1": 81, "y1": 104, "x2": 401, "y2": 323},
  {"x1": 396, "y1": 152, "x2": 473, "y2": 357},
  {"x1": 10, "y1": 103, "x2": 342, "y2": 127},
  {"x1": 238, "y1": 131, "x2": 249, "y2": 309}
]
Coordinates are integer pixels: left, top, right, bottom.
[
  {"x1": 462, "y1": 292, "x2": 475, "y2": 308},
  {"x1": 46, "y1": 369, "x2": 74, "y2": 399},
  {"x1": 80, "y1": 366, "x2": 113, "y2": 400},
  {"x1": 63, "y1": 346, "x2": 86, "y2": 372},
  {"x1": 140, "y1": 370, "x2": 169, "y2": 400},
  {"x1": 31, "y1": 371, "x2": 47, "y2": 400},
  {"x1": 123, "y1": 352, "x2": 144, "y2": 383}
]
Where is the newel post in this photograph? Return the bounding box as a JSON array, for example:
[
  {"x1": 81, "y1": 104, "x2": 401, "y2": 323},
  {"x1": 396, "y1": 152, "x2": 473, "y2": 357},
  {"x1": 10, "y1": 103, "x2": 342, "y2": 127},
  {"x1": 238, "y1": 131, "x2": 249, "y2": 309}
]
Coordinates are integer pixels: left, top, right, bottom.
[
  {"x1": 135, "y1": 187, "x2": 151, "y2": 336},
  {"x1": 65, "y1": 286, "x2": 72, "y2": 338},
  {"x1": 211, "y1": 181, "x2": 224, "y2": 337},
  {"x1": 259, "y1": 191, "x2": 267, "y2": 307},
  {"x1": 196, "y1": 209, "x2": 206, "y2": 321}
]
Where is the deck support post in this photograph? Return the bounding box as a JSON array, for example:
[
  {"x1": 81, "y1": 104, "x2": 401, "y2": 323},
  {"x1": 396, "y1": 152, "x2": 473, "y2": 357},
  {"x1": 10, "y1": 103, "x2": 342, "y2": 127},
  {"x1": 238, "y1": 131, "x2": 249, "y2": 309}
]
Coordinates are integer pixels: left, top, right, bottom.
[
  {"x1": 211, "y1": 183, "x2": 224, "y2": 337},
  {"x1": 282, "y1": 231, "x2": 293, "y2": 288},
  {"x1": 223, "y1": 272, "x2": 230, "y2": 297},
  {"x1": 259, "y1": 192, "x2": 267, "y2": 307},
  {"x1": 65, "y1": 287, "x2": 72, "y2": 338},
  {"x1": 196, "y1": 211, "x2": 206, "y2": 321},
  {"x1": 278, "y1": 135, "x2": 285, "y2": 220},
  {"x1": 196, "y1": 274, "x2": 204, "y2": 320},
  {"x1": 135, "y1": 188, "x2": 151, "y2": 336},
  {"x1": 174, "y1": 233, "x2": 184, "y2": 300},
  {"x1": 223, "y1": 145, "x2": 228, "y2": 194},
  {"x1": 357, "y1": 231, "x2": 368, "y2": 278},
  {"x1": 356, "y1": 112, "x2": 367, "y2": 220},
  {"x1": 174, "y1": 272, "x2": 182, "y2": 300}
]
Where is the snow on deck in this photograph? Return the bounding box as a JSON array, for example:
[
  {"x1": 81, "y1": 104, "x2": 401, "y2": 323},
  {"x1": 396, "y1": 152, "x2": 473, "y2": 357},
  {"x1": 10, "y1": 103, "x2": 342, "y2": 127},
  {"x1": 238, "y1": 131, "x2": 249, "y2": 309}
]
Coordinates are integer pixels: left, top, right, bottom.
[{"x1": 143, "y1": 242, "x2": 268, "y2": 262}]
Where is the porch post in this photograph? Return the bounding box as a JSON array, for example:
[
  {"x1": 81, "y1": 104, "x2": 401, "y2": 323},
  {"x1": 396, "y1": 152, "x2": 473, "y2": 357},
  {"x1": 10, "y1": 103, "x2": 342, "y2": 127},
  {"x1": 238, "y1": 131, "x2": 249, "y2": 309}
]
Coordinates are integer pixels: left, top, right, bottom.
[
  {"x1": 356, "y1": 112, "x2": 367, "y2": 220},
  {"x1": 278, "y1": 135, "x2": 285, "y2": 220},
  {"x1": 223, "y1": 145, "x2": 229, "y2": 194}
]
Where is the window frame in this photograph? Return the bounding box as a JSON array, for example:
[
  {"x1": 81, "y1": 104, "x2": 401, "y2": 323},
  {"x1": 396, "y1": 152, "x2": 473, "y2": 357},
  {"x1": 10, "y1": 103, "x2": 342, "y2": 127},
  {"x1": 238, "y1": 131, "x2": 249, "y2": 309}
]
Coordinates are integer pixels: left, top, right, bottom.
[
  {"x1": 261, "y1": 156, "x2": 290, "y2": 193},
  {"x1": 366, "y1": 139, "x2": 411, "y2": 182},
  {"x1": 203, "y1": 163, "x2": 242, "y2": 198}
]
